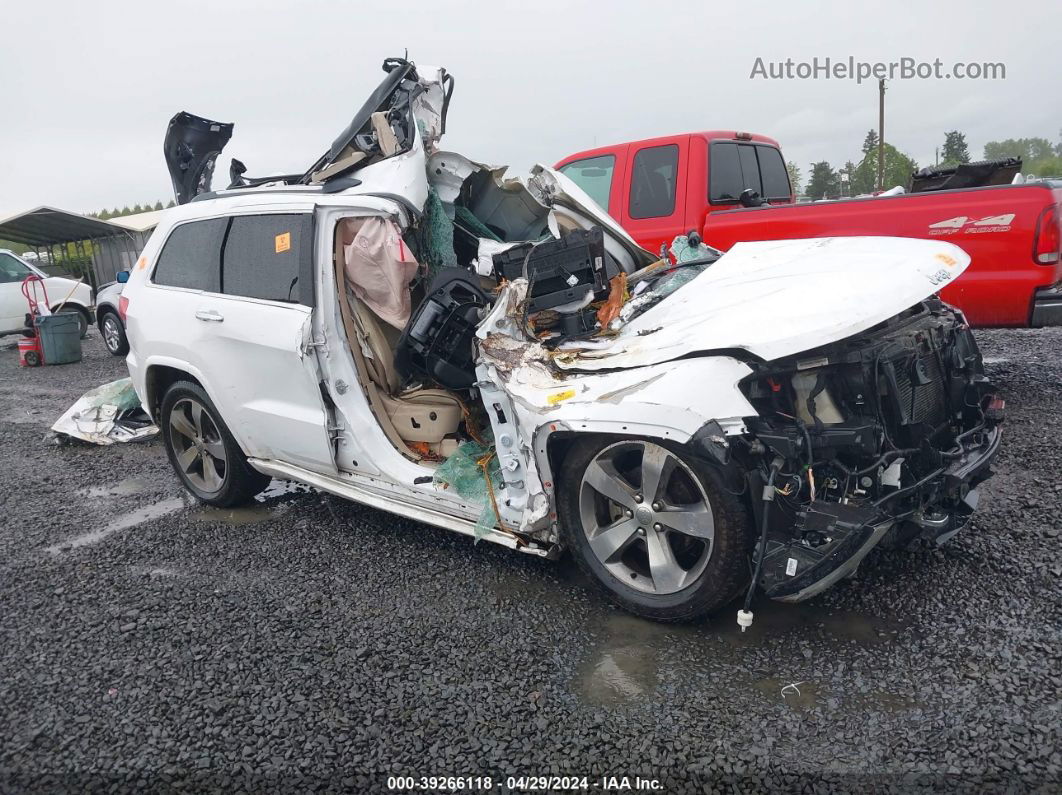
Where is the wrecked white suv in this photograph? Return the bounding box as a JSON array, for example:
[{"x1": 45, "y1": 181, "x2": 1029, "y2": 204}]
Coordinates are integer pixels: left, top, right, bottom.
[{"x1": 123, "y1": 58, "x2": 1002, "y2": 624}]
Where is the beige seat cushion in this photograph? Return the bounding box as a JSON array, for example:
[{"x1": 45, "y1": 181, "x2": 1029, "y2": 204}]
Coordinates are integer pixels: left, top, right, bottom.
[{"x1": 343, "y1": 257, "x2": 463, "y2": 444}]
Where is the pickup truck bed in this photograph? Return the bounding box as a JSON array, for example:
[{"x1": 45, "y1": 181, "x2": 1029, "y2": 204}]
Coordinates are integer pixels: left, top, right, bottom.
[{"x1": 702, "y1": 182, "x2": 1062, "y2": 327}]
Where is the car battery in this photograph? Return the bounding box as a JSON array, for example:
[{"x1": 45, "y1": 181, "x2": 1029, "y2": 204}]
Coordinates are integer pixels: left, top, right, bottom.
[{"x1": 491, "y1": 227, "x2": 609, "y2": 313}]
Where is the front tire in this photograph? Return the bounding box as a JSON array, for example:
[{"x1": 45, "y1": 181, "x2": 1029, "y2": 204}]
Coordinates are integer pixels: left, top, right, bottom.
[
  {"x1": 160, "y1": 381, "x2": 269, "y2": 507},
  {"x1": 558, "y1": 437, "x2": 750, "y2": 622},
  {"x1": 99, "y1": 311, "x2": 129, "y2": 356}
]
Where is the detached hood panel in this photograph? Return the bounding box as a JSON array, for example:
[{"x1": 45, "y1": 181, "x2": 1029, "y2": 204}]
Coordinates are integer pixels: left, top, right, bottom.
[
  {"x1": 556, "y1": 236, "x2": 971, "y2": 370},
  {"x1": 164, "y1": 112, "x2": 233, "y2": 205}
]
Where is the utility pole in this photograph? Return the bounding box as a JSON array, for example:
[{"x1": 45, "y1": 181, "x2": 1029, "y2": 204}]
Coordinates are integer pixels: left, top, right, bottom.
[{"x1": 877, "y1": 78, "x2": 886, "y2": 191}]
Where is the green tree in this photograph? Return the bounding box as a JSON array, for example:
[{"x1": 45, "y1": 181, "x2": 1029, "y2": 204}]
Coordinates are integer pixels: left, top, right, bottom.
[
  {"x1": 983, "y1": 137, "x2": 1055, "y2": 163},
  {"x1": 785, "y1": 161, "x2": 802, "y2": 194},
  {"x1": 166, "y1": 200, "x2": 176, "y2": 209},
  {"x1": 862, "y1": 129, "x2": 879, "y2": 156},
  {"x1": 153, "y1": 201, "x2": 164, "y2": 211},
  {"x1": 805, "y1": 161, "x2": 838, "y2": 200},
  {"x1": 850, "y1": 143, "x2": 918, "y2": 192},
  {"x1": 941, "y1": 131, "x2": 970, "y2": 166}
]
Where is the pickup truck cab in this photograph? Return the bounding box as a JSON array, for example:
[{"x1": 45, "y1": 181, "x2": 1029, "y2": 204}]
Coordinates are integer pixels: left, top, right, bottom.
[
  {"x1": 557, "y1": 136, "x2": 1062, "y2": 328},
  {"x1": 556, "y1": 131, "x2": 793, "y2": 260}
]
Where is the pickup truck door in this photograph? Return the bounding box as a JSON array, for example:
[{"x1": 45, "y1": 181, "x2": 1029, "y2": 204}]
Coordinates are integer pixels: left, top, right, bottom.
[{"x1": 619, "y1": 136, "x2": 689, "y2": 258}]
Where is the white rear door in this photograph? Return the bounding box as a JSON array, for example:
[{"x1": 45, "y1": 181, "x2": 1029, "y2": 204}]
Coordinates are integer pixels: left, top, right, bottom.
[{"x1": 135, "y1": 212, "x2": 336, "y2": 475}]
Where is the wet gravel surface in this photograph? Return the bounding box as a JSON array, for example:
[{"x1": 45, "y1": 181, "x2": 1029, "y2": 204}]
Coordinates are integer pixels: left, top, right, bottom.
[{"x1": 0, "y1": 328, "x2": 1059, "y2": 793}]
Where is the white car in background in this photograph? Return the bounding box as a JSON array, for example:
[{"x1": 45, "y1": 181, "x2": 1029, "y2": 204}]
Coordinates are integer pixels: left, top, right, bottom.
[
  {"x1": 122, "y1": 58, "x2": 1002, "y2": 624},
  {"x1": 0, "y1": 249, "x2": 95, "y2": 338}
]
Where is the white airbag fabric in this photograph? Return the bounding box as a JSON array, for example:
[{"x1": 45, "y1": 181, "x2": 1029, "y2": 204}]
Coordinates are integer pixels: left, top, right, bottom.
[{"x1": 342, "y1": 218, "x2": 420, "y2": 330}]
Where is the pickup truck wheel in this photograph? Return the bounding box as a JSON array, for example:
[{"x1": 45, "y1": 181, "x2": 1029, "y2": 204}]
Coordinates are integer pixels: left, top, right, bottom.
[
  {"x1": 558, "y1": 437, "x2": 750, "y2": 622},
  {"x1": 99, "y1": 311, "x2": 129, "y2": 356},
  {"x1": 160, "y1": 381, "x2": 269, "y2": 507}
]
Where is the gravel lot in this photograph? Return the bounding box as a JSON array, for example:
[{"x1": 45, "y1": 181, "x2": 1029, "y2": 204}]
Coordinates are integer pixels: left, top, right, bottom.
[{"x1": 0, "y1": 327, "x2": 1059, "y2": 793}]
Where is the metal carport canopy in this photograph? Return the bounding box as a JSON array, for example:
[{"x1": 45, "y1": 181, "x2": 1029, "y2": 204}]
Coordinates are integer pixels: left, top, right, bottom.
[{"x1": 0, "y1": 206, "x2": 131, "y2": 246}]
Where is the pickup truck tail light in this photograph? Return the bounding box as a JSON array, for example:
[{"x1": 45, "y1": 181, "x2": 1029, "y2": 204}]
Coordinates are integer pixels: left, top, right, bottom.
[
  {"x1": 118, "y1": 295, "x2": 129, "y2": 322},
  {"x1": 1033, "y1": 203, "x2": 1060, "y2": 265}
]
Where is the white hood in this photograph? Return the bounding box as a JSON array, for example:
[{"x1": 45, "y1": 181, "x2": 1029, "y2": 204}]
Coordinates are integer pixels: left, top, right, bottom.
[{"x1": 553, "y1": 236, "x2": 971, "y2": 370}]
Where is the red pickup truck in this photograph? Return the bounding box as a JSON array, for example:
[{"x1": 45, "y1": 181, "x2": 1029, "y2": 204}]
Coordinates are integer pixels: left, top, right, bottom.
[{"x1": 556, "y1": 132, "x2": 1062, "y2": 327}]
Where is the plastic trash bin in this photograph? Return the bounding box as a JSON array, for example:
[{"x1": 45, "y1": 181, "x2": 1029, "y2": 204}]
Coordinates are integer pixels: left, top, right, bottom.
[{"x1": 35, "y1": 313, "x2": 83, "y2": 365}]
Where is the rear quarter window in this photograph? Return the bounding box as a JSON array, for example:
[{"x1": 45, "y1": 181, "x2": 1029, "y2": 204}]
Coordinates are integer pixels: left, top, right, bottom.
[
  {"x1": 221, "y1": 214, "x2": 314, "y2": 305},
  {"x1": 152, "y1": 218, "x2": 226, "y2": 291}
]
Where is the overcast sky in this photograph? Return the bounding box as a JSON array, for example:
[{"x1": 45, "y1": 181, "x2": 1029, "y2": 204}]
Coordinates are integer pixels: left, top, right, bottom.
[{"x1": 2, "y1": 0, "x2": 1058, "y2": 216}]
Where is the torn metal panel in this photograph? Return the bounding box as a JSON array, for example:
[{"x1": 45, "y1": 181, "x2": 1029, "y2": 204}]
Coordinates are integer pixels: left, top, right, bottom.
[
  {"x1": 528, "y1": 165, "x2": 657, "y2": 274},
  {"x1": 550, "y1": 236, "x2": 971, "y2": 371},
  {"x1": 52, "y1": 378, "x2": 158, "y2": 445}
]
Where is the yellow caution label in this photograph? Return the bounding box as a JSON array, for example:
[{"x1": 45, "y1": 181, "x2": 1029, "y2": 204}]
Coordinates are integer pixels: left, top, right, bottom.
[
  {"x1": 547, "y1": 389, "x2": 576, "y2": 405},
  {"x1": 935, "y1": 252, "x2": 957, "y2": 267},
  {"x1": 275, "y1": 232, "x2": 291, "y2": 253},
  {"x1": 136, "y1": 256, "x2": 147, "y2": 270}
]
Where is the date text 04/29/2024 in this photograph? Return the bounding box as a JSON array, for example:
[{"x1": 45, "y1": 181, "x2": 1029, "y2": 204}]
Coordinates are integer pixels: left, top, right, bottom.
[{"x1": 385, "y1": 775, "x2": 664, "y2": 791}]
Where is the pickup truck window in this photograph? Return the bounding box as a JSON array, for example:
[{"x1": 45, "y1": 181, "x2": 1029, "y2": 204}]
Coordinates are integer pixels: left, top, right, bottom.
[
  {"x1": 710, "y1": 142, "x2": 791, "y2": 203},
  {"x1": 152, "y1": 218, "x2": 226, "y2": 292},
  {"x1": 222, "y1": 214, "x2": 314, "y2": 305},
  {"x1": 558, "y1": 155, "x2": 615, "y2": 211},
  {"x1": 629, "y1": 144, "x2": 678, "y2": 219}
]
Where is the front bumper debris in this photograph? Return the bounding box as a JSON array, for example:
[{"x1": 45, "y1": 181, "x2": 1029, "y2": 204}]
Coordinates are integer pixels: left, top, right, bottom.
[{"x1": 760, "y1": 425, "x2": 1002, "y2": 603}]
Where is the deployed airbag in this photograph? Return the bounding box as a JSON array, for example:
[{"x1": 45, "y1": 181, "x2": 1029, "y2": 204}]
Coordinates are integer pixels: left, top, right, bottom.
[{"x1": 342, "y1": 218, "x2": 420, "y2": 330}]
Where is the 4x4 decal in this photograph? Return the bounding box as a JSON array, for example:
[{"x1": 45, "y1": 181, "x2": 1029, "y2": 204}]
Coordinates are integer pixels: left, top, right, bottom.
[{"x1": 928, "y1": 214, "x2": 1015, "y2": 235}]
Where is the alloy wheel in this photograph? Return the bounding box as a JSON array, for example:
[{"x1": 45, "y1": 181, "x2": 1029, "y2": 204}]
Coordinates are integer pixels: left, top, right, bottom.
[
  {"x1": 578, "y1": 440, "x2": 715, "y2": 595},
  {"x1": 168, "y1": 397, "x2": 227, "y2": 494},
  {"x1": 102, "y1": 315, "x2": 123, "y2": 353}
]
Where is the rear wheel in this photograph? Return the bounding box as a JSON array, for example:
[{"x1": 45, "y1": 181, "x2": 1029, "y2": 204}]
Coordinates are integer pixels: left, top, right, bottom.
[
  {"x1": 56, "y1": 305, "x2": 88, "y2": 339},
  {"x1": 100, "y1": 311, "x2": 129, "y2": 355},
  {"x1": 558, "y1": 437, "x2": 750, "y2": 622},
  {"x1": 160, "y1": 381, "x2": 269, "y2": 506}
]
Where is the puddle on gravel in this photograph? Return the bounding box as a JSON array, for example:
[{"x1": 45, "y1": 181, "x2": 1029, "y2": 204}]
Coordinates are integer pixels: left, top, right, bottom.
[
  {"x1": 575, "y1": 614, "x2": 674, "y2": 707},
  {"x1": 78, "y1": 478, "x2": 153, "y2": 498},
  {"x1": 716, "y1": 598, "x2": 904, "y2": 649},
  {"x1": 190, "y1": 503, "x2": 286, "y2": 526},
  {"x1": 46, "y1": 496, "x2": 190, "y2": 554},
  {"x1": 188, "y1": 480, "x2": 310, "y2": 526}
]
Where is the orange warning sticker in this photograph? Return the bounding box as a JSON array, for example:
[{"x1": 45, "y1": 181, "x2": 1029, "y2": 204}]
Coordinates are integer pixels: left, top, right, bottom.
[
  {"x1": 275, "y1": 232, "x2": 291, "y2": 253},
  {"x1": 935, "y1": 252, "x2": 957, "y2": 267}
]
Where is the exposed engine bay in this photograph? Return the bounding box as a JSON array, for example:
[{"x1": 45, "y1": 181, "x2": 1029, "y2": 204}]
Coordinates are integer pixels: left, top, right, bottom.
[{"x1": 737, "y1": 300, "x2": 1003, "y2": 601}]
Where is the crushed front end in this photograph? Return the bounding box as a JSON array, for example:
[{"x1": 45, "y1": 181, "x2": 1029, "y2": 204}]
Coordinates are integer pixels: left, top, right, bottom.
[{"x1": 735, "y1": 299, "x2": 1003, "y2": 603}]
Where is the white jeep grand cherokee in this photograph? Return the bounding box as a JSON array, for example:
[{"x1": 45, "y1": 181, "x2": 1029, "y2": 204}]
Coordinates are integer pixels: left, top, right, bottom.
[{"x1": 122, "y1": 58, "x2": 1002, "y2": 624}]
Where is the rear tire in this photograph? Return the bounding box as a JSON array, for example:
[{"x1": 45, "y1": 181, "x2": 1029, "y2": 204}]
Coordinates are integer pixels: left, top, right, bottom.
[
  {"x1": 100, "y1": 311, "x2": 129, "y2": 356},
  {"x1": 56, "y1": 305, "x2": 89, "y2": 339},
  {"x1": 160, "y1": 380, "x2": 269, "y2": 507},
  {"x1": 557, "y1": 436, "x2": 750, "y2": 622}
]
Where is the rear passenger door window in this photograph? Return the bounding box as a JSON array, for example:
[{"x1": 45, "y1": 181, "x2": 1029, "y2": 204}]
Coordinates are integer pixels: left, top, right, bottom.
[
  {"x1": 710, "y1": 142, "x2": 791, "y2": 204},
  {"x1": 628, "y1": 144, "x2": 679, "y2": 219},
  {"x1": 221, "y1": 214, "x2": 314, "y2": 306},
  {"x1": 152, "y1": 218, "x2": 226, "y2": 291},
  {"x1": 558, "y1": 155, "x2": 616, "y2": 212}
]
